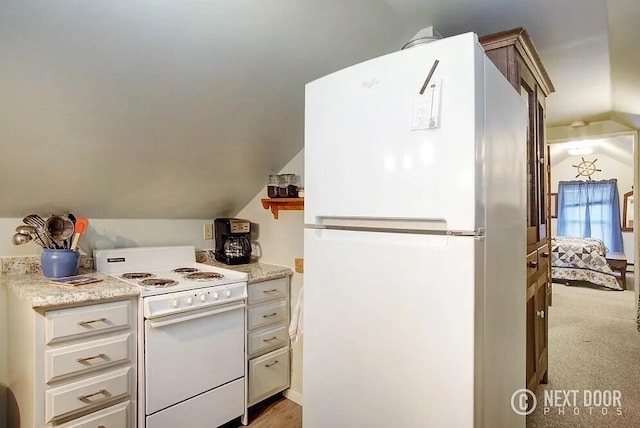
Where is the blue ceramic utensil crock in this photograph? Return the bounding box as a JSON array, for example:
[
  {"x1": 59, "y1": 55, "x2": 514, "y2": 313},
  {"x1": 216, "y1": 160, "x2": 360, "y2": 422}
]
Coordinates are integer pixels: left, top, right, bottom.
[{"x1": 41, "y1": 249, "x2": 80, "y2": 278}]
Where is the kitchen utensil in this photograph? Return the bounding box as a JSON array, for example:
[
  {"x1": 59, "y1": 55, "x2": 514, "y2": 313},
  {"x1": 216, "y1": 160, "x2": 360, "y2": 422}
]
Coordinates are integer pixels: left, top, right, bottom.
[
  {"x1": 70, "y1": 217, "x2": 89, "y2": 250},
  {"x1": 45, "y1": 215, "x2": 75, "y2": 245},
  {"x1": 12, "y1": 232, "x2": 32, "y2": 245},
  {"x1": 23, "y1": 215, "x2": 57, "y2": 249},
  {"x1": 15, "y1": 224, "x2": 47, "y2": 248},
  {"x1": 41, "y1": 225, "x2": 60, "y2": 249},
  {"x1": 23, "y1": 214, "x2": 45, "y2": 227},
  {"x1": 15, "y1": 224, "x2": 36, "y2": 235},
  {"x1": 66, "y1": 213, "x2": 77, "y2": 249}
]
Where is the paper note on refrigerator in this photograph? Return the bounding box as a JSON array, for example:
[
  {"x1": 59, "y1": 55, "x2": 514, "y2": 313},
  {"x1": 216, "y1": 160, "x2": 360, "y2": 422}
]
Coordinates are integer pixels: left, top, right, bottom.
[{"x1": 411, "y1": 80, "x2": 441, "y2": 130}]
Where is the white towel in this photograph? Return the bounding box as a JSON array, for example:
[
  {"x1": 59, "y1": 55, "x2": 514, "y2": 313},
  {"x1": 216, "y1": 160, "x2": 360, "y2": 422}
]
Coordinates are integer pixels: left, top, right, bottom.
[{"x1": 288, "y1": 286, "x2": 304, "y2": 344}]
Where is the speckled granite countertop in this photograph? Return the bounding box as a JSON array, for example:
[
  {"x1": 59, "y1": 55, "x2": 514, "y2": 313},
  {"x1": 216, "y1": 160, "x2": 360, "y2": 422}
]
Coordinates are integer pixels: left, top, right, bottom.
[
  {"x1": 1, "y1": 272, "x2": 140, "y2": 309},
  {"x1": 203, "y1": 261, "x2": 293, "y2": 284},
  {"x1": 1, "y1": 251, "x2": 292, "y2": 309},
  {"x1": 195, "y1": 250, "x2": 293, "y2": 284},
  {"x1": 1, "y1": 254, "x2": 139, "y2": 309}
]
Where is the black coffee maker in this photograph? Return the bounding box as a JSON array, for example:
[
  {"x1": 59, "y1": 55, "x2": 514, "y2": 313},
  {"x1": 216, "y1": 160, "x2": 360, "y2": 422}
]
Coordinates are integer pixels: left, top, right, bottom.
[{"x1": 214, "y1": 218, "x2": 252, "y2": 265}]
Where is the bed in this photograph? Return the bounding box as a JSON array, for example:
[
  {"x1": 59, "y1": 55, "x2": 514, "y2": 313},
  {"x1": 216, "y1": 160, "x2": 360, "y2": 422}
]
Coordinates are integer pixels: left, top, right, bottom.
[{"x1": 551, "y1": 236, "x2": 623, "y2": 291}]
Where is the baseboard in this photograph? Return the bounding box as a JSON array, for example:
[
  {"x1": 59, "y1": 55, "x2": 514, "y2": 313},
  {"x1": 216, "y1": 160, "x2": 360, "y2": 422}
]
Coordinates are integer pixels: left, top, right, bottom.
[{"x1": 283, "y1": 388, "x2": 303, "y2": 406}]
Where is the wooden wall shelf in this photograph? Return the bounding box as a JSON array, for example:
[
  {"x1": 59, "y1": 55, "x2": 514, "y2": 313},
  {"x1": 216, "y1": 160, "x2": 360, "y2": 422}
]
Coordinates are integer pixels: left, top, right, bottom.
[{"x1": 261, "y1": 198, "x2": 304, "y2": 219}]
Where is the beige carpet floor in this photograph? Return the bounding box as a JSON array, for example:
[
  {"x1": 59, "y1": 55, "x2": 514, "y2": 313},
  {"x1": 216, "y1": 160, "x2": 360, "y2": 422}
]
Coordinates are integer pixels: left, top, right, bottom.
[{"x1": 527, "y1": 279, "x2": 640, "y2": 428}]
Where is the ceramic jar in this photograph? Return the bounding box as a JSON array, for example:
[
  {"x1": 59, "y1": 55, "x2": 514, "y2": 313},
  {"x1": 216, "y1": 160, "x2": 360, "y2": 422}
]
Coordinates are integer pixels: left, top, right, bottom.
[{"x1": 41, "y1": 249, "x2": 80, "y2": 278}]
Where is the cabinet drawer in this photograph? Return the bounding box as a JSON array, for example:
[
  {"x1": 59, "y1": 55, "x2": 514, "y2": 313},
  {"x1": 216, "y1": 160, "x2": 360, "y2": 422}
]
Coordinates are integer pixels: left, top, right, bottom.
[
  {"x1": 248, "y1": 323, "x2": 289, "y2": 358},
  {"x1": 248, "y1": 347, "x2": 290, "y2": 406},
  {"x1": 45, "y1": 333, "x2": 132, "y2": 384},
  {"x1": 248, "y1": 300, "x2": 288, "y2": 330},
  {"x1": 526, "y1": 251, "x2": 538, "y2": 279},
  {"x1": 56, "y1": 400, "x2": 130, "y2": 428},
  {"x1": 248, "y1": 277, "x2": 289, "y2": 305},
  {"x1": 45, "y1": 300, "x2": 132, "y2": 345},
  {"x1": 45, "y1": 366, "x2": 130, "y2": 423}
]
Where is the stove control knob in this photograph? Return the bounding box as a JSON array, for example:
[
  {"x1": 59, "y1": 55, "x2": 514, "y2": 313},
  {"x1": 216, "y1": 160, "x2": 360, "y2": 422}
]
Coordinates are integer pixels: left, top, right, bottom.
[
  {"x1": 212, "y1": 292, "x2": 219, "y2": 300},
  {"x1": 225, "y1": 290, "x2": 232, "y2": 298},
  {"x1": 171, "y1": 299, "x2": 179, "y2": 308},
  {"x1": 199, "y1": 294, "x2": 207, "y2": 302},
  {"x1": 186, "y1": 297, "x2": 193, "y2": 305}
]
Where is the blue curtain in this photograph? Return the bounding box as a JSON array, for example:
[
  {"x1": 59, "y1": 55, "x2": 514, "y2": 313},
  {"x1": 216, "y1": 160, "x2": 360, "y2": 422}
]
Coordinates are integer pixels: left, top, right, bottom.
[{"x1": 557, "y1": 179, "x2": 624, "y2": 253}]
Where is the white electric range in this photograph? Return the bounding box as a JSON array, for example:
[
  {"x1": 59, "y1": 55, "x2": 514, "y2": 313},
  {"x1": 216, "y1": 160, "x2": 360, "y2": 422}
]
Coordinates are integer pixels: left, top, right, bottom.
[{"x1": 94, "y1": 245, "x2": 248, "y2": 428}]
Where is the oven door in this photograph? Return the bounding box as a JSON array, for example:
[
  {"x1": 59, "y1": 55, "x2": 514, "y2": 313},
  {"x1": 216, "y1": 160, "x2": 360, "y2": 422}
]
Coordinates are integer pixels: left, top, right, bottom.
[{"x1": 144, "y1": 301, "x2": 245, "y2": 415}]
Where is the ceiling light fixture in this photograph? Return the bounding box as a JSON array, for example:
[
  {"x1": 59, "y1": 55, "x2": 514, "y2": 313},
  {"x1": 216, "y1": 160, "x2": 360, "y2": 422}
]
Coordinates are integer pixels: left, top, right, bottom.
[
  {"x1": 565, "y1": 139, "x2": 597, "y2": 156},
  {"x1": 567, "y1": 146, "x2": 594, "y2": 155},
  {"x1": 569, "y1": 120, "x2": 589, "y2": 128}
]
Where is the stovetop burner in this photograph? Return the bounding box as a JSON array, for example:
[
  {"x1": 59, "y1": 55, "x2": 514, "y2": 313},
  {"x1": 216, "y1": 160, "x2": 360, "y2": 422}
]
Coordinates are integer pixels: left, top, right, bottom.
[
  {"x1": 94, "y1": 246, "x2": 249, "y2": 299},
  {"x1": 172, "y1": 267, "x2": 200, "y2": 273},
  {"x1": 185, "y1": 272, "x2": 224, "y2": 281},
  {"x1": 139, "y1": 278, "x2": 179, "y2": 288},
  {"x1": 122, "y1": 272, "x2": 155, "y2": 280}
]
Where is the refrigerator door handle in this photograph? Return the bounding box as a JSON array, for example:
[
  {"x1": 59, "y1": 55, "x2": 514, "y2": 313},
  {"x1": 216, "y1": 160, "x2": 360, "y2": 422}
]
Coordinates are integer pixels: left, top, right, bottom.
[
  {"x1": 307, "y1": 217, "x2": 485, "y2": 236},
  {"x1": 309, "y1": 216, "x2": 448, "y2": 232}
]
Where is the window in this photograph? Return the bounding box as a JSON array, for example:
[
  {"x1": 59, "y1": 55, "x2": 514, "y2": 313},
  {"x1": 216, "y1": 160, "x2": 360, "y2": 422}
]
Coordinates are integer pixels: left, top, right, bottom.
[{"x1": 557, "y1": 179, "x2": 624, "y2": 253}]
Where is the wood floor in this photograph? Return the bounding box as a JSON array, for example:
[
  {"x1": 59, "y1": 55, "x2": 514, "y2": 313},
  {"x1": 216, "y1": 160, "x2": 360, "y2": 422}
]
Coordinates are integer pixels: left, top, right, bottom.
[{"x1": 222, "y1": 394, "x2": 302, "y2": 428}]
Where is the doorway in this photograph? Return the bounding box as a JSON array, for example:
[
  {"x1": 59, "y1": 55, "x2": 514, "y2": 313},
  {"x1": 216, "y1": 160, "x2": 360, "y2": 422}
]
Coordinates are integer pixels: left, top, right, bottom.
[
  {"x1": 526, "y1": 130, "x2": 640, "y2": 426},
  {"x1": 548, "y1": 132, "x2": 638, "y2": 293}
]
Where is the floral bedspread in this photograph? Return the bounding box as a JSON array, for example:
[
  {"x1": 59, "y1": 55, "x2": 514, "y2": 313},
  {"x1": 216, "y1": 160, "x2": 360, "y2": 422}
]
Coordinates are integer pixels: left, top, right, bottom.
[{"x1": 551, "y1": 236, "x2": 622, "y2": 291}]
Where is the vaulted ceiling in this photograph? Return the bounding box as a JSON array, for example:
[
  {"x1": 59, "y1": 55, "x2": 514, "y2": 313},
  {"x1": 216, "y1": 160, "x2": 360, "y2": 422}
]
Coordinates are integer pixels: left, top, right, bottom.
[
  {"x1": 549, "y1": 134, "x2": 635, "y2": 166},
  {"x1": 1, "y1": 0, "x2": 638, "y2": 219}
]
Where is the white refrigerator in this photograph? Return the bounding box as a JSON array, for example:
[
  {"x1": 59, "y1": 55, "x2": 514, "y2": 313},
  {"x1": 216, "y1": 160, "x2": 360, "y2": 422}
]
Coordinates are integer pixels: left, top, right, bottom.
[{"x1": 303, "y1": 32, "x2": 527, "y2": 428}]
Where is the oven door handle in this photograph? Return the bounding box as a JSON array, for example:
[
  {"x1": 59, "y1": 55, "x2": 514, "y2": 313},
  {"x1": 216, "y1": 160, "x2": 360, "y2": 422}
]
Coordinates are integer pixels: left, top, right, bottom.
[{"x1": 148, "y1": 303, "x2": 245, "y2": 328}]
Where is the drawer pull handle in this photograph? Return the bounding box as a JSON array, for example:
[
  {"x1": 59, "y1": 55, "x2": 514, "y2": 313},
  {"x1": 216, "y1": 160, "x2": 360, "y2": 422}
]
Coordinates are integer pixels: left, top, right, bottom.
[
  {"x1": 263, "y1": 336, "x2": 279, "y2": 343},
  {"x1": 541, "y1": 252, "x2": 550, "y2": 258},
  {"x1": 77, "y1": 388, "x2": 110, "y2": 403},
  {"x1": 262, "y1": 312, "x2": 278, "y2": 318},
  {"x1": 76, "y1": 353, "x2": 106, "y2": 364},
  {"x1": 528, "y1": 260, "x2": 538, "y2": 268},
  {"x1": 265, "y1": 360, "x2": 279, "y2": 368},
  {"x1": 77, "y1": 317, "x2": 106, "y2": 326},
  {"x1": 262, "y1": 289, "x2": 279, "y2": 293}
]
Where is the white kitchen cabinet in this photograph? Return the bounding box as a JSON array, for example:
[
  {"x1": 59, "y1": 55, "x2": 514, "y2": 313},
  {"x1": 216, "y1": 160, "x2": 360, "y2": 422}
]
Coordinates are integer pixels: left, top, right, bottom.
[
  {"x1": 45, "y1": 366, "x2": 130, "y2": 422},
  {"x1": 45, "y1": 300, "x2": 132, "y2": 344},
  {"x1": 7, "y1": 296, "x2": 137, "y2": 427},
  {"x1": 247, "y1": 300, "x2": 288, "y2": 331},
  {"x1": 45, "y1": 333, "x2": 132, "y2": 383},
  {"x1": 247, "y1": 278, "x2": 289, "y2": 305},
  {"x1": 248, "y1": 347, "x2": 290, "y2": 406},
  {"x1": 247, "y1": 323, "x2": 289, "y2": 358},
  {"x1": 56, "y1": 401, "x2": 131, "y2": 428},
  {"x1": 246, "y1": 276, "x2": 291, "y2": 407}
]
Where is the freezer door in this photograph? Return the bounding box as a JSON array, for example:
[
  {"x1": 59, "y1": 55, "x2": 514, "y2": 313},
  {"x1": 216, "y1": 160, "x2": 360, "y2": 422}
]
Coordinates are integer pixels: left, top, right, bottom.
[
  {"x1": 303, "y1": 228, "x2": 480, "y2": 427},
  {"x1": 304, "y1": 32, "x2": 485, "y2": 231}
]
